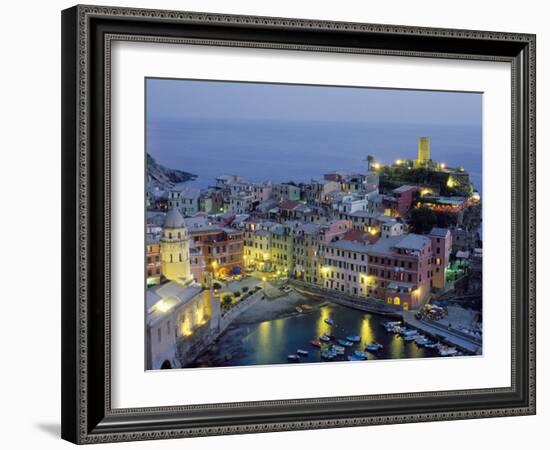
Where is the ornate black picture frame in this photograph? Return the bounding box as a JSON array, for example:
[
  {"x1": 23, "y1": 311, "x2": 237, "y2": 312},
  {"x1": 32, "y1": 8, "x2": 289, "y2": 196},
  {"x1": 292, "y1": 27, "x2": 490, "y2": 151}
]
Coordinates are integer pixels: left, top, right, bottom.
[{"x1": 61, "y1": 4, "x2": 536, "y2": 444}]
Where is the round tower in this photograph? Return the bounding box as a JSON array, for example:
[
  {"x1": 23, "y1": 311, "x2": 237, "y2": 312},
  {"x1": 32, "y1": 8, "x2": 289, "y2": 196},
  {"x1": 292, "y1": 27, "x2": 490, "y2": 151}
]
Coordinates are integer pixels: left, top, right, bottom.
[{"x1": 160, "y1": 208, "x2": 193, "y2": 284}]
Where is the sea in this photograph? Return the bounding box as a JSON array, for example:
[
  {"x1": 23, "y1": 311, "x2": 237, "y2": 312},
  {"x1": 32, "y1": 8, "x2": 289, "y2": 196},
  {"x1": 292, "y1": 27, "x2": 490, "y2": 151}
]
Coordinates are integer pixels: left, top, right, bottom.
[{"x1": 147, "y1": 118, "x2": 483, "y2": 194}]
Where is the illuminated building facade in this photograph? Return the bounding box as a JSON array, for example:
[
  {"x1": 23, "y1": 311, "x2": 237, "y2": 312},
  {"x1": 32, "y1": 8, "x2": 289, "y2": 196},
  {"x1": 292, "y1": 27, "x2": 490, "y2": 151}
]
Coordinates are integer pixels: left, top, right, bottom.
[
  {"x1": 367, "y1": 234, "x2": 434, "y2": 310},
  {"x1": 420, "y1": 195, "x2": 470, "y2": 213},
  {"x1": 383, "y1": 185, "x2": 418, "y2": 218},
  {"x1": 191, "y1": 227, "x2": 244, "y2": 278},
  {"x1": 429, "y1": 227, "x2": 452, "y2": 289},
  {"x1": 160, "y1": 208, "x2": 193, "y2": 284},
  {"x1": 146, "y1": 284, "x2": 220, "y2": 369},
  {"x1": 320, "y1": 238, "x2": 370, "y2": 297},
  {"x1": 146, "y1": 240, "x2": 162, "y2": 286},
  {"x1": 414, "y1": 136, "x2": 431, "y2": 167}
]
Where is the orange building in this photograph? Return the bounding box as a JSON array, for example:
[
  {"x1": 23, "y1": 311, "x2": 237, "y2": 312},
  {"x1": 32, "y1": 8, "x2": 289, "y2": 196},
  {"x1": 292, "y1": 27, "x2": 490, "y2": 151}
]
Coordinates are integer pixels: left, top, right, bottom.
[
  {"x1": 146, "y1": 241, "x2": 162, "y2": 286},
  {"x1": 189, "y1": 227, "x2": 244, "y2": 278}
]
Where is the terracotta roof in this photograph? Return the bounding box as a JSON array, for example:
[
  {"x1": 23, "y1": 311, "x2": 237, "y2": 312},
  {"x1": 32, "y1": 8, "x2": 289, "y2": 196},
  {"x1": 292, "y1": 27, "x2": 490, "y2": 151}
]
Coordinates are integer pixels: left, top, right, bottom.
[
  {"x1": 279, "y1": 200, "x2": 301, "y2": 210},
  {"x1": 340, "y1": 229, "x2": 379, "y2": 244}
]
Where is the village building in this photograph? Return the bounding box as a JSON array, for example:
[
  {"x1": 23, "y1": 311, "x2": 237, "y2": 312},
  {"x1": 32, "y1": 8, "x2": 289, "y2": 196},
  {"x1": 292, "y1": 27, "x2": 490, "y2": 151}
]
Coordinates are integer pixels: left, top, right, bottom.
[
  {"x1": 146, "y1": 238, "x2": 162, "y2": 286},
  {"x1": 272, "y1": 183, "x2": 301, "y2": 202},
  {"x1": 167, "y1": 184, "x2": 201, "y2": 217},
  {"x1": 429, "y1": 227, "x2": 452, "y2": 289}
]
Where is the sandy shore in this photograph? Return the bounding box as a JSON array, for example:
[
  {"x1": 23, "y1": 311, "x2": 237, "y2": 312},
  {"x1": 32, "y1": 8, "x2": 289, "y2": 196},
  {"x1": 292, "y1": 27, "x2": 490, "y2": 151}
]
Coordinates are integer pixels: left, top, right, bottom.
[{"x1": 232, "y1": 289, "x2": 327, "y2": 326}]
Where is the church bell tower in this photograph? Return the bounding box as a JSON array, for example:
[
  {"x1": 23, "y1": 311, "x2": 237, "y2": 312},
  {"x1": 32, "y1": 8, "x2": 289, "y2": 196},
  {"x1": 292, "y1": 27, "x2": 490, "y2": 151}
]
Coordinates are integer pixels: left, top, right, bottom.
[{"x1": 160, "y1": 208, "x2": 193, "y2": 284}]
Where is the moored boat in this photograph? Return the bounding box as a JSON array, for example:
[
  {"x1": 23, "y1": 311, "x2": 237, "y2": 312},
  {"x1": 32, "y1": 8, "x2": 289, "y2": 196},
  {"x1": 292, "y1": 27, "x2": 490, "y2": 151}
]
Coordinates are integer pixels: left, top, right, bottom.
[
  {"x1": 295, "y1": 306, "x2": 303, "y2": 313},
  {"x1": 346, "y1": 335, "x2": 361, "y2": 343},
  {"x1": 332, "y1": 345, "x2": 345, "y2": 355},
  {"x1": 297, "y1": 349, "x2": 309, "y2": 356},
  {"x1": 324, "y1": 318, "x2": 335, "y2": 326},
  {"x1": 353, "y1": 350, "x2": 368, "y2": 360},
  {"x1": 310, "y1": 339, "x2": 322, "y2": 348},
  {"x1": 337, "y1": 339, "x2": 354, "y2": 347},
  {"x1": 414, "y1": 336, "x2": 430, "y2": 346},
  {"x1": 321, "y1": 349, "x2": 336, "y2": 360},
  {"x1": 365, "y1": 342, "x2": 383, "y2": 352},
  {"x1": 287, "y1": 354, "x2": 300, "y2": 362},
  {"x1": 438, "y1": 345, "x2": 459, "y2": 356},
  {"x1": 319, "y1": 335, "x2": 331, "y2": 343}
]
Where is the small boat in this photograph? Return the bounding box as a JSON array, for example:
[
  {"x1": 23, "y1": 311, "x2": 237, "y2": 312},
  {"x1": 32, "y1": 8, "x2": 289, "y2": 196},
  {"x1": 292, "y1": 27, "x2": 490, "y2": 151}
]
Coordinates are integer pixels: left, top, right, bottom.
[
  {"x1": 404, "y1": 335, "x2": 416, "y2": 342},
  {"x1": 365, "y1": 343, "x2": 383, "y2": 352},
  {"x1": 287, "y1": 354, "x2": 300, "y2": 362},
  {"x1": 382, "y1": 321, "x2": 401, "y2": 331},
  {"x1": 295, "y1": 306, "x2": 303, "y2": 313},
  {"x1": 346, "y1": 335, "x2": 361, "y2": 343},
  {"x1": 424, "y1": 341, "x2": 439, "y2": 349},
  {"x1": 321, "y1": 350, "x2": 336, "y2": 360},
  {"x1": 319, "y1": 335, "x2": 331, "y2": 343},
  {"x1": 415, "y1": 336, "x2": 430, "y2": 346},
  {"x1": 353, "y1": 350, "x2": 368, "y2": 360},
  {"x1": 439, "y1": 346, "x2": 459, "y2": 357},
  {"x1": 296, "y1": 349, "x2": 309, "y2": 356},
  {"x1": 324, "y1": 318, "x2": 335, "y2": 326},
  {"x1": 332, "y1": 345, "x2": 345, "y2": 355},
  {"x1": 337, "y1": 339, "x2": 354, "y2": 347},
  {"x1": 310, "y1": 339, "x2": 322, "y2": 348},
  {"x1": 347, "y1": 355, "x2": 364, "y2": 361},
  {"x1": 301, "y1": 304, "x2": 312, "y2": 310}
]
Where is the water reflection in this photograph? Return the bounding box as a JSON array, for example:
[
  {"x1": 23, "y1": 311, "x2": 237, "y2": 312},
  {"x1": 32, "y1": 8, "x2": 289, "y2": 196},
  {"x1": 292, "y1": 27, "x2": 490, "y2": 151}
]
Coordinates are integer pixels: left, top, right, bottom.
[
  {"x1": 200, "y1": 302, "x2": 441, "y2": 367},
  {"x1": 359, "y1": 316, "x2": 374, "y2": 345}
]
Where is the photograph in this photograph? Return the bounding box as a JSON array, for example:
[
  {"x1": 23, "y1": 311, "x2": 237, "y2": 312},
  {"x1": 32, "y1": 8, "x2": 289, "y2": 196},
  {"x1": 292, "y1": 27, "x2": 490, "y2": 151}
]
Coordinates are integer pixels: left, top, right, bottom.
[{"x1": 145, "y1": 78, "x2": 483, "y2": 370}]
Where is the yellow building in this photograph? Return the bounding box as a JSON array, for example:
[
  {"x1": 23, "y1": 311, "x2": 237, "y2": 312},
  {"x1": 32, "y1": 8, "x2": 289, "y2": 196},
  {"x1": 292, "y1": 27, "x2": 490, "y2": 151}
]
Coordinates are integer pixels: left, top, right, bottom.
[
  {"x1": 270, "y1": 226, "x2": 294, "y2": 275},
  {"x1": 414, "y1": 136, "x2": 431, "y2": 167},
  {"x1": 243, "y1": 222, "x2": 294, "y2": 274},
  {"x1": 244, "y1": 228, "x2": 271, "y2": 270},
  {"x1": 160, "y1": 208, "x2": 193, "y2": 284}
]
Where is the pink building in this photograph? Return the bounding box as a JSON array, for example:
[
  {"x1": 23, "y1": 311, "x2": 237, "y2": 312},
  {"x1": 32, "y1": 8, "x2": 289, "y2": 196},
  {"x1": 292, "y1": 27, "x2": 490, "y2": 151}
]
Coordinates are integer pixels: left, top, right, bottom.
[
  {"x1": 319, "y1": 219, "x2": 352, "y2": 244},
  {"x1": 383, "y1": 185, "x2": 418, "y2": 218},
  {"x1": 367, "y1": 234, "x2": 433, "y2": 310},
  {"x1": 428, "y1": 227, "x2": 452, "y2": 289},
  {"x1": 253, "y1": 183, "x2": 272, "y2": 202}
]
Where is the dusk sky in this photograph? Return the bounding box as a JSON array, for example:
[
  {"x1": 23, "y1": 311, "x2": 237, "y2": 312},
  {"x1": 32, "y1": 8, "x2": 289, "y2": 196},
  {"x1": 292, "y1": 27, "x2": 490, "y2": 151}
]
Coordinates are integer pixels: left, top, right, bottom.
[
  {"x1": 146, "y1": 78, "x2": 482, "y2": 126},
  {"x1": 146, "y1": 78, "x2": 483, "y2": 191}
]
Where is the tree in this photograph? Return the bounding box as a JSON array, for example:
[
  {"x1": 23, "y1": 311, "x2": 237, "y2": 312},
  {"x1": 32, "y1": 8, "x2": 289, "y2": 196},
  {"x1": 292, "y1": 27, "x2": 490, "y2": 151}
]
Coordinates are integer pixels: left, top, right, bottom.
[
  {"x1": 222, "y1": 294, "x2": 232, "y2": 306},
  {"x1": 409, "y1": 207, "x2": 437, "y2": 234},
  {"x1": 242, "y1": 286, "x2": 249, "y2": 293},
  {"x1": 366, "y1": 155, "x2": 375, "y2": 171},
  {"x1": 212, "y1": 281, "x2": 222, "y2": 290}
]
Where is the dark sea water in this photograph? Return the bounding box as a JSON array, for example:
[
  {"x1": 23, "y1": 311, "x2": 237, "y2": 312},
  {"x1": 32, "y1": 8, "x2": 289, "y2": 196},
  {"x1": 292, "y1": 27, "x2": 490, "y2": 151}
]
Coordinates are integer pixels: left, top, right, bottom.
[
  {"x1": 147, "y1": 119, "x2": 483, "y2": 193},
  {"x1": 192, "y1": 303, "x2": 440, "y2": 368}
]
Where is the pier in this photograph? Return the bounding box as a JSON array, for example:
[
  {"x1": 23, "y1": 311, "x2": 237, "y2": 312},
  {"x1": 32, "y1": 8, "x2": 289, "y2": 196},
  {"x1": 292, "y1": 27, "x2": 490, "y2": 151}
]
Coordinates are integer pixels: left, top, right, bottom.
[
  {"x1": 289, "y1": 280, "x2": 402, "y2": 318},
  {"x1": 402, "y1": 310, "x2": 482, "y2": 354}
]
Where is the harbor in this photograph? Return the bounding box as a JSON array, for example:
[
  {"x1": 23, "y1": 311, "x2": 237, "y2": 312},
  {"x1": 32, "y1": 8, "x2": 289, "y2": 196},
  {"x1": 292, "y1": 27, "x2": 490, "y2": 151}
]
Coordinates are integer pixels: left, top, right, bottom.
[{"x1": 189, "y1": 288, "x2": 471, "y2": 368}]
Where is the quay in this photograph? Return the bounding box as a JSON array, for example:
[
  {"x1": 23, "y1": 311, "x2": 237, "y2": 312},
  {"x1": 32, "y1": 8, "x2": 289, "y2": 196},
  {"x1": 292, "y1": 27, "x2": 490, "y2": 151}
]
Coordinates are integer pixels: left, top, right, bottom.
[
  {"x1": 290, "y1": 280, "x2": 402, "y2": 318},
  {"x1": 402, "y1": 310, "x2": 482, "y2": 354}
]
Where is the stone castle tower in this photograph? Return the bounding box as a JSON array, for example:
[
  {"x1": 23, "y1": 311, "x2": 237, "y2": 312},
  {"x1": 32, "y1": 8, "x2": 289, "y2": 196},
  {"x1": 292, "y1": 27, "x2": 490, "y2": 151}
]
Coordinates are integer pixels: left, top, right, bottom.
[
  {"x1": 414, "y1": 136, "x2": 431, "y2": 167},
  {"x1": 160, "y1": 208, "x2": 193, "y2": 284}
]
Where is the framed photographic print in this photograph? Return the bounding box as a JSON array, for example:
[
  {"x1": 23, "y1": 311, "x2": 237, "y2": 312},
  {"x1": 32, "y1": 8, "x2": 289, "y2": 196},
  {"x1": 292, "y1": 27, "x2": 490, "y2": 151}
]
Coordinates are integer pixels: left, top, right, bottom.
[{"x1": 61, "y1": 5, "x2": 536, "y2": 444}]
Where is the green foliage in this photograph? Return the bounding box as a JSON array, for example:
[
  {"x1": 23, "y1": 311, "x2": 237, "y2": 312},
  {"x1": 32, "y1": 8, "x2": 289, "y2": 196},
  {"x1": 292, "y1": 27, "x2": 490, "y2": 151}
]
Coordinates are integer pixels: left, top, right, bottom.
[
  {"x1": 380, "y1": 165, "x2": 474, "y2": 197},
  {"x1": 409, "y1": 207, "x2": 437, "y2": 234},
  {"x1": 212, "y1": 281, "x2": 223, "y2": 290},
  {"x1": 409, "y1": 207, "x2": 458, "y2": 234},
  {"x1": 222, "y1": 294, "x2": 232, "y2": 305}
]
